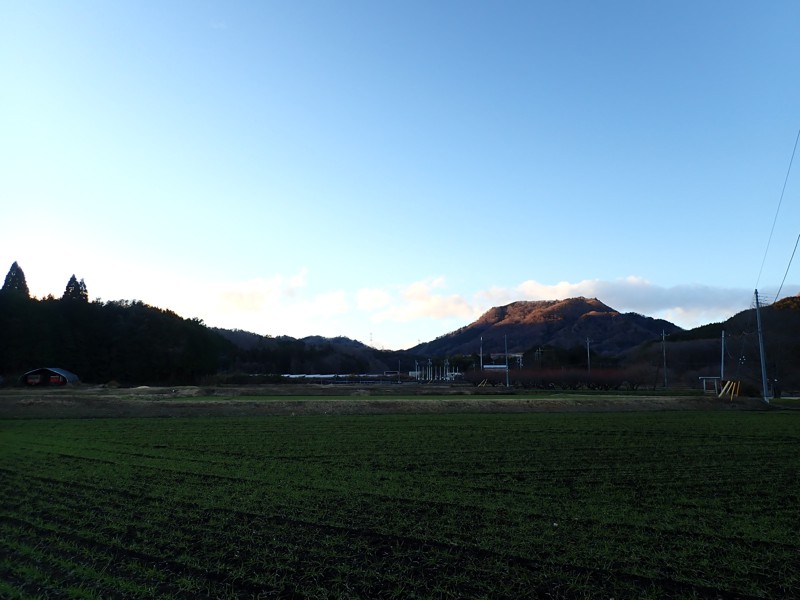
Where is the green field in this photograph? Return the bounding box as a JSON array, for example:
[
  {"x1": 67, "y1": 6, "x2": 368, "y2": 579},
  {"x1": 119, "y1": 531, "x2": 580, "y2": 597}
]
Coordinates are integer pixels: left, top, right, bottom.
[{"x1": 2, "y1": 410, "x2": 798, "y2": 599}]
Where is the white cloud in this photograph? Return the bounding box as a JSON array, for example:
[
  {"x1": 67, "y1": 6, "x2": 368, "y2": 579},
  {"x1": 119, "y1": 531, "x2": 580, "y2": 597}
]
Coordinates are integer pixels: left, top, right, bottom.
[
  {"x1": 217, "y1": 269, "x2": 309, "y2": 313},
  {"x1": 198, "y1": 270, "x2": 355, "y2": 338},
  {"x1": 305, "y1": 289, "x2": 349, "y2": 317},
  {"x1": 288, "y1": 268, "x2": 308, "y2": 294},
  {"x1": 371, "y1": 277, "x2": 479, "y2": 323},
  {"x1": 356, "y1": 288, "x2": 392, "y2": 311}
]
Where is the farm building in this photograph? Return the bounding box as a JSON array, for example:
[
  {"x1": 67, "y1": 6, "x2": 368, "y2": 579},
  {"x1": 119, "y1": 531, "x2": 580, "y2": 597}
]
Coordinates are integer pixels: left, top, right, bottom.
[{"x1": 21, "y1": 367, "x2": 80, "y2": 386}]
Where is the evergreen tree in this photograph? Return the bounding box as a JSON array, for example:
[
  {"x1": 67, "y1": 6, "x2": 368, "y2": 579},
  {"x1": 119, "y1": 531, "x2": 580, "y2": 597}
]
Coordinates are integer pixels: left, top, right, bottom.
[
  {"x1": 62, "y1": 275, "x2": 89, "y2": 302},
  {"x1": 1, "y1": 261, "x2": 30, "y2": 297}
]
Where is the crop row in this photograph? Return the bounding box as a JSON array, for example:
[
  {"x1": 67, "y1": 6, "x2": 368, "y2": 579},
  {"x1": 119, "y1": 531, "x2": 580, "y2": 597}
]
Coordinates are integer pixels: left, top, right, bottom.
[{"x1": 2, "y1": 410, "x2": 799, "y2": 598}]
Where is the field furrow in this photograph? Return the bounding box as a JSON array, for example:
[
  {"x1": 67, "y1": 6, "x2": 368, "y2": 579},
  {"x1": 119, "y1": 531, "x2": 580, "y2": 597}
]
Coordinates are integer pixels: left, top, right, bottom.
[{"x1": 2, "y1": 410, "x2": 799, "y2": 598}]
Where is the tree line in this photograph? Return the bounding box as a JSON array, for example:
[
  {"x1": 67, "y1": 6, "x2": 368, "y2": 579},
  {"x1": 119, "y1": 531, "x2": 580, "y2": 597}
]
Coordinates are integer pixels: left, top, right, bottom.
[
  {"x1": 0, "y1": 262, "x2": 390, "y2": 385},
  {"x1": 0, "y1": 262, "x2": 231, "y2": 384}
]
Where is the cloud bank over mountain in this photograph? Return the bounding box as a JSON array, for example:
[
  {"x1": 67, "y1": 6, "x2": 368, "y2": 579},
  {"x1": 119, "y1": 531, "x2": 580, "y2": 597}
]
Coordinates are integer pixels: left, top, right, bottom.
[{"x1": 200, "y1": 272, "x2": 767, "y2": 350}]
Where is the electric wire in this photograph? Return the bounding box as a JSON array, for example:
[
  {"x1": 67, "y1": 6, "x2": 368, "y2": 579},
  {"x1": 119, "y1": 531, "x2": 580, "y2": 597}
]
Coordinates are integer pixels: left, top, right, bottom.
[
  {"x1": 755, "y1": 128, "x2": 800, "y2": 288},
  {"x1": 775, "y1": 233, "x2": 800, "y2": 300}
]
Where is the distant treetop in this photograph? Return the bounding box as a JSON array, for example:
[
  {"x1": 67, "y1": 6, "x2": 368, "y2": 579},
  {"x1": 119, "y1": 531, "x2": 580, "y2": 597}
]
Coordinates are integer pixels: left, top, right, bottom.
[
  {"x1": 62, "y1": 274, "x2": 89, "y2": 302},
  {"x1": 1, "y1": 261, "x2": 30, "y2": 298}
]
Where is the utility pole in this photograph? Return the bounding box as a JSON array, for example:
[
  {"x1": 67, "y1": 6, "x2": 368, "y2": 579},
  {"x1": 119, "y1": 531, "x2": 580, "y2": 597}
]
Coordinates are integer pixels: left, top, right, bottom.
[
  {"x1": 505, "y1": 335, "x2": 510, "y2": 388},
  {"x1": 720, "y1": 330, "x2": 725, "y2": 381},
  {"x1": 586, "y1": 338, "x2": 591, "y2": 375},
  {"x1": 662, "y1": 330, "x2": 668, "y2": 389},
  {"x1": 755, "y1": 290, "x2": 770, "y2": 403}
]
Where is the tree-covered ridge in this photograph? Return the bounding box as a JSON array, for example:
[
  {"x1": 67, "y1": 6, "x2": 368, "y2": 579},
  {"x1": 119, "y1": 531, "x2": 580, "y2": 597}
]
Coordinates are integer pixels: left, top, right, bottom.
[
  {"x1": 0, "y1": 262, "x2": 231, "y2": 384},
  {"x1": 0, "y1": 262, "x2": 397, "y2": 385},
  {"x1": 0, "y1": 293, "x2": 232, "y2": 385}
]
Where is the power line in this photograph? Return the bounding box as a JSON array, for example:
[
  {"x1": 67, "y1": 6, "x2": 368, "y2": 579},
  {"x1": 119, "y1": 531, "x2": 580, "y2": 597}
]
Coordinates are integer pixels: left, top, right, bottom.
[
  {"x1": 756, "y1": 128, "x2": 800, "y2": 288},
  {"x1": 775, "y1": 233, "x2": 800, "y2": 300}
]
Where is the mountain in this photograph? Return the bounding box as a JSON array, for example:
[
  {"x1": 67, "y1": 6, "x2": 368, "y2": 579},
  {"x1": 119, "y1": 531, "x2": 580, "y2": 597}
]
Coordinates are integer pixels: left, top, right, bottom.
[
  {"x1": 411, "y1": 297, "x2": 682, "y2": 357},
  {"x1": 214, "y1": 329, "x2": 398, "y2": 374}
]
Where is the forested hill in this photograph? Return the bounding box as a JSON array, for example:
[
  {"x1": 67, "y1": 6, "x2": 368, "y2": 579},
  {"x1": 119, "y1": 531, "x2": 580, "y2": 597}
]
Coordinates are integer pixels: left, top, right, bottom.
[
  {"x1": 0, "y1": 261, "x2": 406, "y2": 385},
  {"x1": 411, "y1": 297, "x2": 682, "y2": 356},
  {"x1": 0, "y1": 294, "x2": 404, "y2": 385},
  {"x1": 213, "y1": 329, "x2": 397, "y2": 376},
  {"x1": 0, "y1": 293, "x2": 231, "y2": 385}
]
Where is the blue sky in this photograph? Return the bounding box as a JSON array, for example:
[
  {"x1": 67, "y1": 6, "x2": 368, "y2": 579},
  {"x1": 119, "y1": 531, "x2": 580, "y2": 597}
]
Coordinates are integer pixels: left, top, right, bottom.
[{"x1": 2, "y1": 1, "x2": 799, "y2": 350}]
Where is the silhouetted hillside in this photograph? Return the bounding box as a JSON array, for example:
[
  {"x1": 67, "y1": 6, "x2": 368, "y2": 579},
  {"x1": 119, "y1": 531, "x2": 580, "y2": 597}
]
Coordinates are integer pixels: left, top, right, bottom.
[
  {"x1": 0, "y1": 295, "x2": 231, "y2": 385},
  {"x1": 215, "y1": 330, "x2": 398, "y2": 375},
  {"x1": 412, "y1": 298, "x2": 682, "y2": 357},
  {"x1": 649, "y1": 293, "x2": 800, "y2": 391}
]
